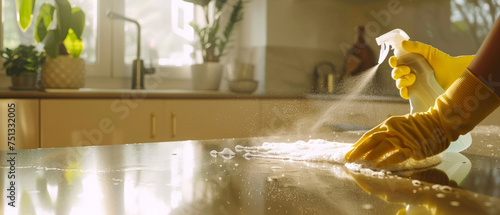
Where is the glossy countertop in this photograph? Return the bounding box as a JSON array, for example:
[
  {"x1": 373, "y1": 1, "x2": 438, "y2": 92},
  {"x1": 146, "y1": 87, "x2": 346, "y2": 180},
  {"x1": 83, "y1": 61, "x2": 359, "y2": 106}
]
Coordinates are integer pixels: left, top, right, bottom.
[{"x1": 1, "y1": 128, "x2": 499, "y2": 215}]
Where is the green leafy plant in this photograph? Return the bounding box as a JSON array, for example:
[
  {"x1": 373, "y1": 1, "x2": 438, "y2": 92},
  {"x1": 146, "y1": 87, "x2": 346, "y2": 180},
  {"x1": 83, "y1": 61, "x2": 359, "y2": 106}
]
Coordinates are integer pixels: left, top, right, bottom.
[
  {"x1": 184, "y1": 0, "x2": 245, "y2": 62},
  {"x1": 34, "y1": 0, "x2": 85, "y2": 59},
  {"x1": 1, "y1": 45, "x2": 45, "y2": 76},
  {"x1": 15, "y1": 0, "x2": 36, "y2": 32}
]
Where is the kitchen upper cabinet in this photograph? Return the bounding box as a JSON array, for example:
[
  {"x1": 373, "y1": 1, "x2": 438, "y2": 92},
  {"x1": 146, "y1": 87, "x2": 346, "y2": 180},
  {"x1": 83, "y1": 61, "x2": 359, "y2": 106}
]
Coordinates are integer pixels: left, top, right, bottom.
[{"x1": 40, "y1": 99, "x2": 261, "y2": 148}]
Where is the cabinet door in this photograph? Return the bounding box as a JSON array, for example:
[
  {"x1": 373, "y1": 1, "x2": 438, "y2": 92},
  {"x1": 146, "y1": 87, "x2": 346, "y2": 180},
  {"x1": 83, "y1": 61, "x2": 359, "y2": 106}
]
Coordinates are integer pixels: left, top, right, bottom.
[
  {"x1": 165, "y1": 99, "x2": 261, "y2": 140},
  {"x1": 0, "y1": 99, "x2": 39, "y2": 150},
  {"x1": 41, "y1": 99, "x2": 166, "y2": 148}
]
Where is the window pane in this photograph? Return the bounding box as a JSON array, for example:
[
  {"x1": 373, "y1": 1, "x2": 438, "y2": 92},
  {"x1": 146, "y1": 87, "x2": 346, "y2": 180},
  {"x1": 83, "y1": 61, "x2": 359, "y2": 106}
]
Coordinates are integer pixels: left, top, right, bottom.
[
  {"x1": 2, "y1": 0, "x2": 98, "y2": 63},
  {"x1": 124, "y1": 0, "x2": 194, "y2": 66},
  {"x1": 450, "y1": 0, "x2": 500, "y2": 48}
]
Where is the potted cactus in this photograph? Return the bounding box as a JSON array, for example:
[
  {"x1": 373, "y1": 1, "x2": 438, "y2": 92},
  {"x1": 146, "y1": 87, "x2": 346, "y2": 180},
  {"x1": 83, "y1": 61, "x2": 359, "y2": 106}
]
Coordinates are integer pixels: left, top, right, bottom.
[
  {"x1": 34, "y1": 0, "x2": 86, "y2": 89},
  {"x1": 1, "y1": 45, "x2": 45, "y2": 90},
  {"x1": 184, "y1": 0, "x2": 245, "y2": 90}
]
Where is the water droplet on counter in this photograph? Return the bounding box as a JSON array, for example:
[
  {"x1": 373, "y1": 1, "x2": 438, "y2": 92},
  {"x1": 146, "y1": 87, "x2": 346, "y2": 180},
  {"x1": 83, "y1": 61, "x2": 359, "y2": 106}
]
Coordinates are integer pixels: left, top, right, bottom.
[
  {"x1": 440, "y1": 186, "x2": 453, "y2": 193},
  {"x1": 436, "y1": 193, "x2": 446, "y2": 198},
  {"x1": 210, "y1": 150, "x2": 218, "y2": 157},
  {"x1": 235, "y1": 163, "x2": 239, "y2": 167},
  {"x1": 218, "y1": 177, "x2": 222, "y2": 181},
  {"x1": 412, "y1": 180, "x2": 422, "y2": 186},
  {"x1": 362, "y1": 204, "x2": 374, "y2": 210},
  {"x1": 487, "y1": 144, "x2": 493, "y2": 148},
  {"x1": 235, "y1": 145, "x2": 244, "y2": 152},
  {"x1": 450, "y1": 201, "x2": 460, "y2": 207},
  {"x1": 412, "y1": 189, "x2": 417, "y2": 193},
  {"x1": 243, "y1": 153, "x2": 253, "y2": 160}
]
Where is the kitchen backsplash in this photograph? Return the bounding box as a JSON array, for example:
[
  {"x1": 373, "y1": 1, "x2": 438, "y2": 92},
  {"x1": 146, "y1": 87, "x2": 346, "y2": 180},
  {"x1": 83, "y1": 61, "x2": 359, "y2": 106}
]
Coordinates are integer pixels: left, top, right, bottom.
[{"x1": 251, "y1": 0, "x2": 483, "y2": 95}]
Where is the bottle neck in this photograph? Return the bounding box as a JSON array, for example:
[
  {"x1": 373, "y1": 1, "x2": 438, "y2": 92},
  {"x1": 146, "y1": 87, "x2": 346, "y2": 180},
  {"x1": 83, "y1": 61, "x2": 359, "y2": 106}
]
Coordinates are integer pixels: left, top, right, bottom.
[{"x1": 357, "y1": 26, "x2": 366, "y2": 44}]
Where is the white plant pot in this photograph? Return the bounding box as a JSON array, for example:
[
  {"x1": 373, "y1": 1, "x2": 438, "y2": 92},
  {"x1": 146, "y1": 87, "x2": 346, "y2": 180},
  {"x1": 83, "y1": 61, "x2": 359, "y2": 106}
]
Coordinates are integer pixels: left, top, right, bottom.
[
  {"x1": 41, "y1": 55, "x2": 86, "y2": 89},
  {"x1": 191, "y1": 63, "x2": 223, "y2": 91}
]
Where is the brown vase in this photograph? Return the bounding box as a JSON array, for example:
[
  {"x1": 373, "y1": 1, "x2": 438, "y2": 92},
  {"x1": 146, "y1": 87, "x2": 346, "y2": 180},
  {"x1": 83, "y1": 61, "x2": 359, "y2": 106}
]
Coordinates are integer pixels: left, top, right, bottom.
[
  {"x1": 41, "y1": 55, "x2": 86, "y2": 89},
  {"x1": 10, "y1": 73, "x2": 38, "y2": 90}
]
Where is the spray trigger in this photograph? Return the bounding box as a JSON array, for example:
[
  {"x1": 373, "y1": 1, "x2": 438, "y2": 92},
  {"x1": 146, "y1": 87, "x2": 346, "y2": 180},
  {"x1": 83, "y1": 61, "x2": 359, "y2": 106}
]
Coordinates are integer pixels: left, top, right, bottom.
[{"x1": 378, "y1": 43, "x2": 390, "y2": 64}]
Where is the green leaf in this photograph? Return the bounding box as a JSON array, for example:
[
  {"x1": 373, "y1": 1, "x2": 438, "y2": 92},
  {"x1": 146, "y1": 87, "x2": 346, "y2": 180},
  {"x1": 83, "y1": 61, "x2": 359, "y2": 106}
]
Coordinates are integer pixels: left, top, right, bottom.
[
  {"x1": 43, "y1": 30, "x2": 60, "y2": 58},
  {"x1": 63, "y1": 28, "x2": 83, "y2": 58},
  {"x1": 55, "y1": 0, "x2": 72, "y2": 41},
  {"x1": 183, "y1": 0, "x2": 211, "y2": 6},
  {"x1": 34, "y1": 3, "x2": 55, "y2": 43},
  {"x1": 15, "y1": 0, "x2": 36, "y2": 31},
  {"x1": 70, "y1": 7, "x2": 85, "y2": 40}
]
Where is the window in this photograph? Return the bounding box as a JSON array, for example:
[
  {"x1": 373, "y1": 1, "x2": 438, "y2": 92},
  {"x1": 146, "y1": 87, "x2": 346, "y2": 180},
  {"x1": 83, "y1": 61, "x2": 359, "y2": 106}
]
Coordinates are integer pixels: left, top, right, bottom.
[
  {"x1": 2, "y1": 0, "x2": 98, "y2": 63},
  {"x1": 123, "y1": 0, "x2": 194, "y2": 66},
  {"x1": 450, "y1": 0, "x2": 500, "y2": 47},
  {"x1": 1, "y1": 0, "x2": 195, "y2": 77}
]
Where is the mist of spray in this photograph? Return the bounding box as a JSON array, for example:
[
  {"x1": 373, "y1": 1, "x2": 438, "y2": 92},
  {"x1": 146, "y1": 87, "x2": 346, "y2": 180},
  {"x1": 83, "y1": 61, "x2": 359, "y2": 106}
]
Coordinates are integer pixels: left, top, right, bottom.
[{"x1": 310, "y1": 63, "x2": 381, "y2": 133}]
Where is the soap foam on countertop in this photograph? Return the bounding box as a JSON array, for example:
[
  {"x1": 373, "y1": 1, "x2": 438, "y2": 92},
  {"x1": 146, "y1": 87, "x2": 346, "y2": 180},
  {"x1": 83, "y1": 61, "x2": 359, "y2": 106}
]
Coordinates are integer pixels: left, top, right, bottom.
[{"x1": 233, "y1": 139, "x2": 442, "y2": 172}]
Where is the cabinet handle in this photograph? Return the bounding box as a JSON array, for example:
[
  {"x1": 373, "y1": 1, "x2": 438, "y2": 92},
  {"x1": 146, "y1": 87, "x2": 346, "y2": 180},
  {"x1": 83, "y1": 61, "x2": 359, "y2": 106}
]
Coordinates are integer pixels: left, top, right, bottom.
[
  {"x1": 171, "y1": 112, "x2": 177, "y2": 138},
  {"x1": 151, "y1": 112, "x2": 157, "y2": 139}
]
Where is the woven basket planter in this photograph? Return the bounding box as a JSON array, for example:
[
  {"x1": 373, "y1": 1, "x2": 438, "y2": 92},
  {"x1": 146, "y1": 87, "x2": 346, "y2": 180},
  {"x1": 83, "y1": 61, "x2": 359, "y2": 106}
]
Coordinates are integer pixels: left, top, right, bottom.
[{"x1": 41, "y1": 56, "x2": 85, "y2": 89}]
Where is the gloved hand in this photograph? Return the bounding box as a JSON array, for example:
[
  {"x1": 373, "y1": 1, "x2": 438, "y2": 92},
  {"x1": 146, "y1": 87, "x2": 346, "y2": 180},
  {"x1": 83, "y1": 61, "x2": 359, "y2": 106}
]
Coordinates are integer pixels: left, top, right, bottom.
[
  {"x1": 345, "y1": 70, "x2": 500, "y2": 167},
  {"x1": 390, "y1": 41, "x2": 475, "y2": 99}
]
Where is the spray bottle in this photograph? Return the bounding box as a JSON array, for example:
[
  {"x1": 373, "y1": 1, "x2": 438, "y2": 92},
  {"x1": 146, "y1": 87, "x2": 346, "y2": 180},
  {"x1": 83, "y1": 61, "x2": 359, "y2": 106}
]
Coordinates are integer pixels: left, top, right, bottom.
[{"x1": 376, "y1": 29, "x2": 472, "y2": 153}]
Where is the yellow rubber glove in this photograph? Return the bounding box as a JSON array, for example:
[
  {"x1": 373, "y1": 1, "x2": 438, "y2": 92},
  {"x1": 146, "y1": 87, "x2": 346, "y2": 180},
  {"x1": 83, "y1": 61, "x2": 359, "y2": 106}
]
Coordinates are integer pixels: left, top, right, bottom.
[
  {"x1": 391, "y1": 41, "x2": 475, "y2": 99},
  {"x1": 345, "y1": 70, "x2": 500, "y2": 167}
]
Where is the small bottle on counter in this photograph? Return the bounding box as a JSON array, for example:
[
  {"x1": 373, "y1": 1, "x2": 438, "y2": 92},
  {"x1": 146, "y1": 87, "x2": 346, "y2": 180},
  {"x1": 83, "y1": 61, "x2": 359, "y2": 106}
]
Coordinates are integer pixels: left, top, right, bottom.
[
  {"x1": 313, "y1": 61, "x2": 336, "y2": 93},
  {"x1": 342, "y1": 26, "x2": 376, "y2": 78}
]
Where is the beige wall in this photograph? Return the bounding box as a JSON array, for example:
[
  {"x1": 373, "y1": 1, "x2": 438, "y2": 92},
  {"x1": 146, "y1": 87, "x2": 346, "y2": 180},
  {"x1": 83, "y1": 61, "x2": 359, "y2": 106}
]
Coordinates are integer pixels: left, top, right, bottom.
[{"x1": 250, "y1": 0, "x2": 481, "y2": 95}]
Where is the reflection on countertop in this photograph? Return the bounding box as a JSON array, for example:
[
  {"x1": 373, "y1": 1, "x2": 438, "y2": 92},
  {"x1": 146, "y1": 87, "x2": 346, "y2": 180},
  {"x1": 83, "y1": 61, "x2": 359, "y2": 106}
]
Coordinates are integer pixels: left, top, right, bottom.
[{"x1": 2, "y1": 130, "x2": 500, "y2": 215}]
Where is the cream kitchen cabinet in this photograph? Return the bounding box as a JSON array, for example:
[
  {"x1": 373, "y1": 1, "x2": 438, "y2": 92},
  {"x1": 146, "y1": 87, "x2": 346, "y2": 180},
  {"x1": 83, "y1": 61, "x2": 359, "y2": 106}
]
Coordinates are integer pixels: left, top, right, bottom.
[
  {"x1": 41, "y1": 99, "x2": 166, "y2": 148},
  {"x1": 166, "y1": 99, "x2": 261, "y2": 141},
  {"x1": 40, "y1": 99, "x2": 261, "y2": 148},
  {"x1": 0, "y1": 99, "x2": 40, "y2": 150}
]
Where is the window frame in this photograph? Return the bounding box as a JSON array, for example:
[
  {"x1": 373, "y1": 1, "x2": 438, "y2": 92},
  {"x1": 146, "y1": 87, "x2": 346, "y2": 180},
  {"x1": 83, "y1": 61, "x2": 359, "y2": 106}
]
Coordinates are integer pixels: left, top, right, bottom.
[
  {"x1": 110, "y1": 0, "x2": 192, "y2": 80},
  {"x1": 0, "y1": 0, "x2": 193, "y2": 82}
]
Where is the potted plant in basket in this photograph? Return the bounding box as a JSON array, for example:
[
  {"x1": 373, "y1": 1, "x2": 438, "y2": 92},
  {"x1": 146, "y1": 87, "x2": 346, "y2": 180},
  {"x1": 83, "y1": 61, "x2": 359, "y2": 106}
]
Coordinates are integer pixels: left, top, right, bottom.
[
  {"x1": 184, "y1": 0, "x2": 245, "y2": 90},
  {"x1": 1, "y1": 45, "x2": 45, "y2": 90},
  {"x1": 33, "y1": 0, "x2": 86, "y2": 89}
]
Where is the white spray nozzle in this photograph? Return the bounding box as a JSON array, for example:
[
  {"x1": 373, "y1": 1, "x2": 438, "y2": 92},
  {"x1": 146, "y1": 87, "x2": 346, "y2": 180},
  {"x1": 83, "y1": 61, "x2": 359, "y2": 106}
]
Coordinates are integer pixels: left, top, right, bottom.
[{"x1": 376, "y1": 29, "x2": 410, "y2": 64}]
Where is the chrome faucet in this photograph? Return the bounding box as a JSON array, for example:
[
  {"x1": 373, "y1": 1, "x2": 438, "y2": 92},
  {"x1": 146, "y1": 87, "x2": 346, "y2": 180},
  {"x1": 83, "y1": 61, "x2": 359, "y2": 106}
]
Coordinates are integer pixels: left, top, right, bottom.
[{"x1": 107, "y1": 11, "x2": 155, "y2": 89}]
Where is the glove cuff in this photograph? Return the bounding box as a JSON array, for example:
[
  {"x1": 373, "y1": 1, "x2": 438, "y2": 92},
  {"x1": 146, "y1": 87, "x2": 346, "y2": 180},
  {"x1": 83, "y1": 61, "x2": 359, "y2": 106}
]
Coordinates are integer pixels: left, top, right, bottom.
[{"x1": 433, "y1": 69, "x2": 500, "y2": 141}]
